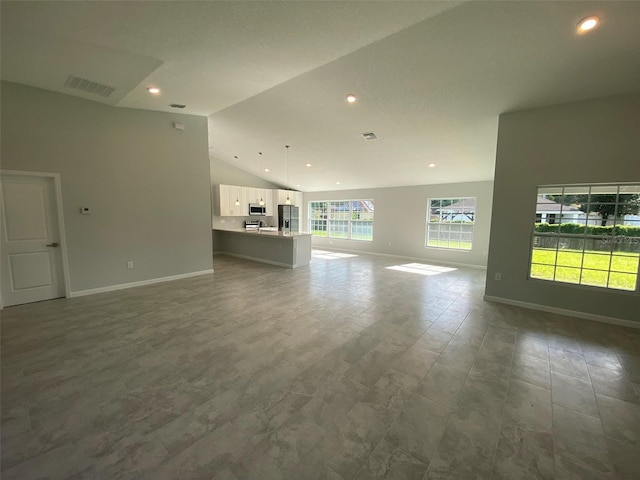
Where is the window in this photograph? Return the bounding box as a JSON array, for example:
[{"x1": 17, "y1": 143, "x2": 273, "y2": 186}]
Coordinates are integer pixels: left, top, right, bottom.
[
  {"x1": 530, "y1": 184, "x2": 640, "y2": 292},
  {"x1": 309, "y1": 201, "x2": 328, "y2": 237},
  {"x1": 426, "y1": 197, "x2": 476, "y2": 250},
  {"x1": 309, "y1": 200, "x2": 374, "y2": 241},
  {"x1": 329, "y1": 201, "x2": 350, "y2": 238}
]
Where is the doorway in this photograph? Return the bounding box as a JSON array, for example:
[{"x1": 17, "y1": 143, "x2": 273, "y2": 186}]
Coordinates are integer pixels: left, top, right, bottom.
[{"x1": 1, "y1": 171, "x2": 69, "y2": 307}]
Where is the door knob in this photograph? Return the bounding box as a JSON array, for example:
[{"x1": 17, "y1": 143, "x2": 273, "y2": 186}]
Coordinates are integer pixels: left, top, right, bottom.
[{"x1": 46, "y1": 242, "x2": 59, "y2": 247}]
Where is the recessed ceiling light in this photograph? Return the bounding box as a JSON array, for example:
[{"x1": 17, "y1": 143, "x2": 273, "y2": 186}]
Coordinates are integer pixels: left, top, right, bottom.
[
  {"x1": 264, "y1": 168, "x2": 269, "y2": 172},
  {"x1": 305, "y1": 163, "x2": 312, "y2": 167},
  {"x1": 577, "y1": 16, "x2": 599, "y2": 34},
  {"x1": 346, "y1": 93, "x2": 357, "y2": 104},
  {"x1": 336, "y1": 182, "x2": 341, "y2": 185},
  {"x1": 295, "y1": 184, "x2": 300, "y2": 187},
  {"x1": 147, "y1": 87, "x2": 160, "y2": 95},
  {"x1": 428, "y1": 163, "x2": 436, "y2": 168}
]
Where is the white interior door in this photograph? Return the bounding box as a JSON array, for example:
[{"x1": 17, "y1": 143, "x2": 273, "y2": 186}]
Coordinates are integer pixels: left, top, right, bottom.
[{"x1": 1, "y1": 174, "x2": 65, "y2": 306}]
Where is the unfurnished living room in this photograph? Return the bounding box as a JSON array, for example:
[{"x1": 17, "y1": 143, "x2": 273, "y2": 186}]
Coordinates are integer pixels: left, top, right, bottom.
[{"x1": 1, "y1": 2, "x2": 639, "y2": 479}]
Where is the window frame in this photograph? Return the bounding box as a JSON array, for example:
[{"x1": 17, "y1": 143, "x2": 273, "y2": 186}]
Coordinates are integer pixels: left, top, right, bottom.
[
  {"x1": 308, "y1": 199, "x2": 374, "y2": 242},
  {"x1": 528, "y1": 183, "x2": 640, "y2": 293},
  {"x1": 425, "y1": 197, "x2": 476, "y2": 251},
  {"x1": 308, "y1": 201, "x2": 328, "y2": 237}
]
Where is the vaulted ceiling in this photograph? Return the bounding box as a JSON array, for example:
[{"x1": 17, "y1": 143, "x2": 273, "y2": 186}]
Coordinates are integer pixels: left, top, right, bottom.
[{"x1": 2, "y1": 1, "x2": 639, "y2": 192}]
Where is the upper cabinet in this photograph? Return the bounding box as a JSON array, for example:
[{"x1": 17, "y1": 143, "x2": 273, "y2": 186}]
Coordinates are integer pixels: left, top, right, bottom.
[
  {"x1": 246, "y1": 187, "x2": 273, "y2": 216},
  {"x1": 275, "y1": 189, "x2": 303, "y2": 207},
  {"x1": 228, "y1": 184, "x2": 245, "y2": 216},
  {"x1": 216, "y1": 184, "x2": 273, "y2": 217},
  {"x1": 217, "y1": 184, "x2": 244, "y2": 216},
  {"x1": 216, "y1": 185, "x2": 303, "y2": 217}
]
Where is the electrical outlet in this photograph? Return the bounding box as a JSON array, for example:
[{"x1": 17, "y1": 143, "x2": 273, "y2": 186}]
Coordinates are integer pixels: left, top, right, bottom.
[
  {"x1": 495, "y1": 273, "x2": 501, "y2": 281},
  {"x1": 127, "y1": 261, "x2": 134, "y2": 269}
]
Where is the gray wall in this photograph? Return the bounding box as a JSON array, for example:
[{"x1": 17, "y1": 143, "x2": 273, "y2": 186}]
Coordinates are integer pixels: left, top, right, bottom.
[
  {"x1": 304, "y1": 181, "x2": 493, "y2": 268},
  {"x1": 210, "y1": 155, "x2": 280, "y2": 229},
  {"x1": 210, "y1": 155, "x2": 281, "y2": 190},
  {"x1": 486, "y1": 93, "x2": 640, "y2": 323},
  {"x1": 1, "y1": 81, "x2": 213, "y2": 292}
]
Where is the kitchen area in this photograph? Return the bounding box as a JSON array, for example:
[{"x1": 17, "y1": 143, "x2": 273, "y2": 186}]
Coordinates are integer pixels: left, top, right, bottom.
[{"x1": 212, "y1": 184, "x2": 312, "y2": 268}]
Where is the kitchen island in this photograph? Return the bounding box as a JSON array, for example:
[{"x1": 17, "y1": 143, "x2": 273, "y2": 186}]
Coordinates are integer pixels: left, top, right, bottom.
[{"x1": 213, "y1": 228, "x2": 312, "y2": 268}]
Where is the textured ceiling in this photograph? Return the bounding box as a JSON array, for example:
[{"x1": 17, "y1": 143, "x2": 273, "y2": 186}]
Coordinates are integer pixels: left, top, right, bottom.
[{"x1": 2, "y1": 1, "x2": 640, "y2": 192}]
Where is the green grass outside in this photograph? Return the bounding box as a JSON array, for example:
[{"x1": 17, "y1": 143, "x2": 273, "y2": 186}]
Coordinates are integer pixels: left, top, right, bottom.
[
  {"x1": 531, "y1": 248, "x2": 639, "y2": 291},
  {"x1": 311, "y1": 230, "x2": 372, "y2": 241},
  {"x1": 426, "y1": 239, "x2": 472, "y2": 250}
]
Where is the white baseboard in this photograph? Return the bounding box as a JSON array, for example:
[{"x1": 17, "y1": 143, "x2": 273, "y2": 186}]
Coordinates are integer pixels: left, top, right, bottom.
[
  {"x1": 483, "y1": 295, "x2": 640, "y2": 329},
  {"x1": 70, "y1": 269, "x2": 214, "y2": 298},
  {"x1": 314, "y1": 245, "x2": 487, "y2": 271}
]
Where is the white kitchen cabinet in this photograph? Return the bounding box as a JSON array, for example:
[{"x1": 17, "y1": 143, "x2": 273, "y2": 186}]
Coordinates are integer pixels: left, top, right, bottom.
[
  {"x1": 217, "y1": 184, "x2": 246, "y2": 216},
  {"x1": 244, "y1": 187, "x2": 258, "y2": 205},
  {"x1": 264, "y1": 189, "x2": 274, "y2": 216},
  {"x1": 245, "y1": 187, "x2": 273, "y2": 216},
  {"x1": 228, "y1": 185, "x2": 245, "y2": 216},
  {"x1": 275, "y1": 189, "x2": 303, "y2": 207},
  {"x1": 217, "y1": 184, "x2": 230, "y2": 216},
  {"x1": 275, "y1": 189, "x2": 287, "y2": 205},
  {"x1": 217, "y1": 184, "x2": 274, "y2": 217}
]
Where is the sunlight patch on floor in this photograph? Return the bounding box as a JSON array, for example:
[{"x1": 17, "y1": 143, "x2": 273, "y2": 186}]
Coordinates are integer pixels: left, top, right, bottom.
[
  {"x1": 386, "y1": 262, "x2": 457, "y2": 276},
  {"x1": 312, "y1": 249, "x2": 358, "y2": 260}
]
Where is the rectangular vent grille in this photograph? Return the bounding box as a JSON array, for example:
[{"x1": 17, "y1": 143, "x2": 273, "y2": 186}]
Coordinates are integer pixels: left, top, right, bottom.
[
  {"x1": 362, "y1": 132, "x2": 378, "y2": 140},
  {"x1": 64, "y1": 75, "x2": 116, "y2": 98},
  {"x1": 170, "y1": 103, "x2": 186, "y2": 109}
]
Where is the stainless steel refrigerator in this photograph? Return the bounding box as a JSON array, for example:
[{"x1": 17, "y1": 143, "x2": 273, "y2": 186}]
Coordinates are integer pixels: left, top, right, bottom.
[{"x1": 278, "y1": 205, "x2": 299, "y2": 233}]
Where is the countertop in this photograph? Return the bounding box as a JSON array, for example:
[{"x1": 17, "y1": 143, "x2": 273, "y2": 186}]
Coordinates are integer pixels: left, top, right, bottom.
[{"x1": 213, "y1": 227, "x2": 312, "y2": 238}]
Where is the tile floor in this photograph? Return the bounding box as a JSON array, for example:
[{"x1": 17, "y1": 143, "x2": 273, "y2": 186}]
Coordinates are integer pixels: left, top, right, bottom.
[{"x1": 1, "y1": 251, "x2": 639, "y2": 479}]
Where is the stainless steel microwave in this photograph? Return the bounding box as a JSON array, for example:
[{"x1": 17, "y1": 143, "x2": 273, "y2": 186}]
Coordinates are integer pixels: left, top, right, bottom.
[{"x1": 249, "y1": 204, "x2": 266, "y2": 216}]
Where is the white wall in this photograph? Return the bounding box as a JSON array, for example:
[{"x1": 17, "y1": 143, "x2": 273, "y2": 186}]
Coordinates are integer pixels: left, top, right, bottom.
[
  {"x1": 486, "y1": 93, "x2": 640, "y2": 324},
  {"x1": 304, "y1": 181, "x2": 493, "y2": 268},
  {"x1": 1, "y1": 81, "x2": 213, "y2": 293}
]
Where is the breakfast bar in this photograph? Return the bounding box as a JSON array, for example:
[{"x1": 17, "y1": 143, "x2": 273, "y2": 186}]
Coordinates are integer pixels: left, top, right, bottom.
[{"x1": 213, "y1": 228, "x2": 312, "y2": 268}]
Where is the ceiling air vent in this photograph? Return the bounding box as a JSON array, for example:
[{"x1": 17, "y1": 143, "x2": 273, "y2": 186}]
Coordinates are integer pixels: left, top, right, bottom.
[
  {"x1": 64, "y1": 75, "x2": 116, "y2": 98},
  {"x1": 362, "y1": 132, "x2": 378, "y2": 140},
  {"x1": 169, "y1": 103, "x2": 186, "y2": 109}
]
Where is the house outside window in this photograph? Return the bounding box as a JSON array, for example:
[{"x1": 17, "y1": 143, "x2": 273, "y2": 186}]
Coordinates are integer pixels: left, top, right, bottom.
[
  {"x1": 530, "y1": 184, "x2": 640, "y2": 291},
  {"x1": 426, "y1": 197, "x2": 476, "y2": 250},
  {"x1": 309, "y1": 200, "x2": 374, "y2": 241}
]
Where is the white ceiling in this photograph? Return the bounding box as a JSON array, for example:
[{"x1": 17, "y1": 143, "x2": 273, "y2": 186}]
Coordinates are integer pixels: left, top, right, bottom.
[{"x1": 2, "y1": 1, "x2": 640, "y2": 192}]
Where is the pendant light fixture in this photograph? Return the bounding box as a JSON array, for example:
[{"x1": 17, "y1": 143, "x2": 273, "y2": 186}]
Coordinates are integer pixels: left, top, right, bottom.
[
  {"x1": 285, "y1": 145, "x2": 291, "y2": 205},
  {"x1": 258, "y1": 152, "x2": 265, "y2": 206},
  {"x1": 235, "y1": 185, "x2": 240, "y2": 206}
]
